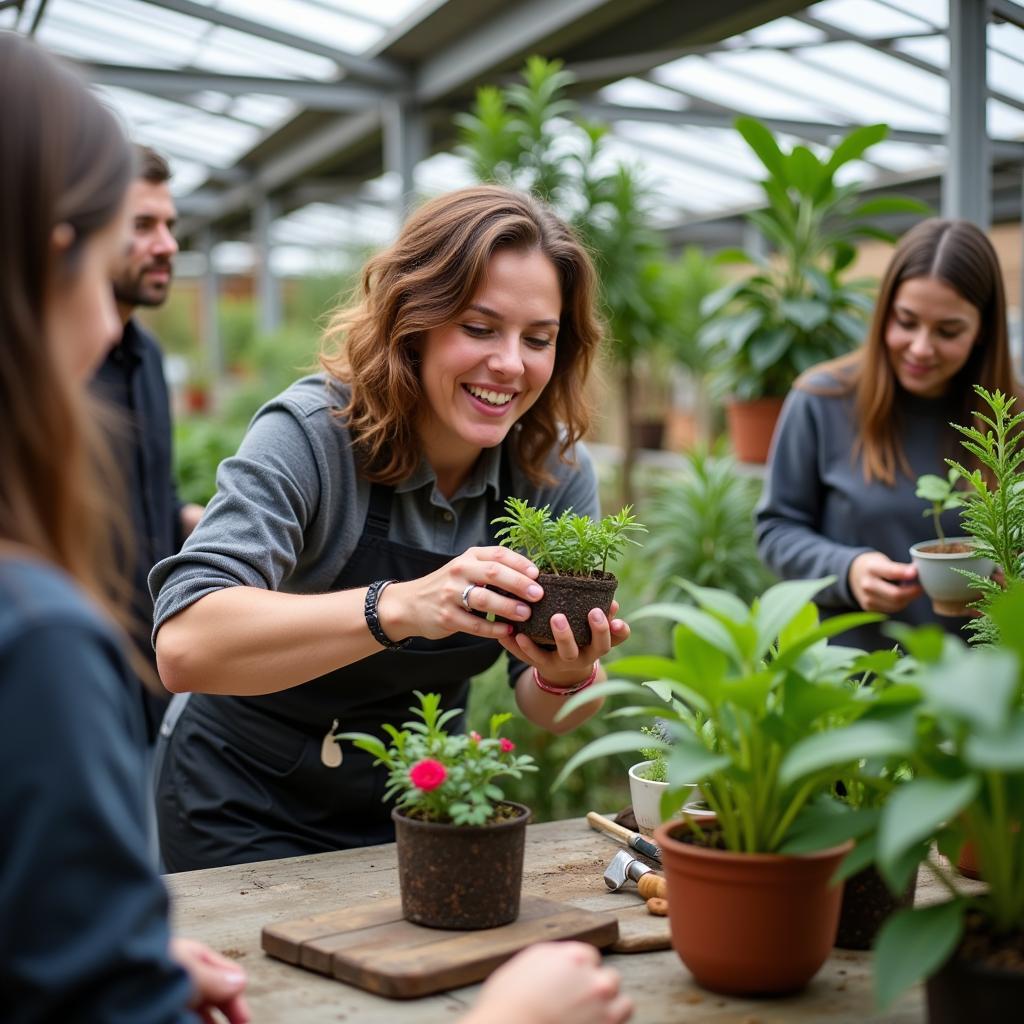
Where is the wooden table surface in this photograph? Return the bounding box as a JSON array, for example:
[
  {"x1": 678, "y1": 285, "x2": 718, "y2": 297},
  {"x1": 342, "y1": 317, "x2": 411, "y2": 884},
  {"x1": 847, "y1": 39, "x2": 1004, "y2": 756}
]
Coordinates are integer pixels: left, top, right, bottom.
[{"x1": 165, "y1": 817, "x2": 927, "y2": 1023}]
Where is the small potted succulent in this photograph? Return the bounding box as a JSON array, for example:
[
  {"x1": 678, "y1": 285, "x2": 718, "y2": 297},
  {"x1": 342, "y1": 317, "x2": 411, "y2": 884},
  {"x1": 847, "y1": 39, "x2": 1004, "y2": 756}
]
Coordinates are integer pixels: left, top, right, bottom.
[
  {"x1": 491, "y1": 498, "x2": 645, "y2": 647},
  {"x1": 911, "y1": 468, "x2": 993, "y2": 616},
  {"x1": 337, "y1": 692, "x2": 536, "y2": 930},
  {"x1": 555, "y1": 577, "x2": 885, "y2": 994}
]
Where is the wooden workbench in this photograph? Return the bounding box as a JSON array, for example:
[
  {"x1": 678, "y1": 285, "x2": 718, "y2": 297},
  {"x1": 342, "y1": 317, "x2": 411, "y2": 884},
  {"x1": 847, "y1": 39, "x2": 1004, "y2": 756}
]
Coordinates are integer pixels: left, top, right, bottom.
[{"x1": 165, "y1": 817, "x2": 926, "y2": 1023}]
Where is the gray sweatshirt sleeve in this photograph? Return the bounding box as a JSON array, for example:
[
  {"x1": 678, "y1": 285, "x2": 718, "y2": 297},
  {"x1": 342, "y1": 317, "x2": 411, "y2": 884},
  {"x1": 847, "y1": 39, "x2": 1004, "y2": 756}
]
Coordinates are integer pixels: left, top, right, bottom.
[
  {"x1": 755, "y1": 387, "x2": 871, "y2": 609},
  {"x1": 150, "y1": 402, "x2": 335, "y2": 637}
]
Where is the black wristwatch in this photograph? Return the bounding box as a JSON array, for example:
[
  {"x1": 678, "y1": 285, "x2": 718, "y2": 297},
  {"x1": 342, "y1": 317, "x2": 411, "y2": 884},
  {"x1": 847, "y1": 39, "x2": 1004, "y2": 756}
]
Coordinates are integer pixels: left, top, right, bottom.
[{"x1": 364, "y1": 579, "x2": 411, "y2": 650}]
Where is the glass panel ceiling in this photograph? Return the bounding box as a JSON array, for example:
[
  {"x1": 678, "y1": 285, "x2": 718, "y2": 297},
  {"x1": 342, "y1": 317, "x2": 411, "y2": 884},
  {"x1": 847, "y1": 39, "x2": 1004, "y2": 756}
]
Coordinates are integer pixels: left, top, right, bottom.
[{"x1": 3, "y1": 0, "x2": 1023, "y2": 267}]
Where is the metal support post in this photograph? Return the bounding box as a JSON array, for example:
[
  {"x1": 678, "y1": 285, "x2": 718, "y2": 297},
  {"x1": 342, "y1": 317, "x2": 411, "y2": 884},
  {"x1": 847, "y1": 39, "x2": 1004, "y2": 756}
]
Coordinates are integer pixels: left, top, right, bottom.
[
  {"x1": 383, "y1": 98, "x2": 426, "y2": 221},
  {"x1": 943, "y1": 0, "x2": 989, "y2": 226},
  {"x1": 254, "y1": 196, "x2": 281, "y2": 334}
]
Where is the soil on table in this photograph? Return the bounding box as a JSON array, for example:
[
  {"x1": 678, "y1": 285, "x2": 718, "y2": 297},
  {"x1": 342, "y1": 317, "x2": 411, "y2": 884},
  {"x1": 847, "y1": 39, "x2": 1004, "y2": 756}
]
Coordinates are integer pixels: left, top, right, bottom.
[
  {"x1": 918, "y1": 541, "x2": 976, "y2": 555},
  {"x1": 956, "y1": 909, "x2": 1024, "y2": 973}
]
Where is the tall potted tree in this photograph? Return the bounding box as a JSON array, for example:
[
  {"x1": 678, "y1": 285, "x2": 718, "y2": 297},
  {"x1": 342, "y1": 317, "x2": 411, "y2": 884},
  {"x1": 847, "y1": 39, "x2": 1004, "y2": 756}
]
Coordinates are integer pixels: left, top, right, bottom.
[{"x1": 699, "y1": 118, "x2": 929, "y2": 463}]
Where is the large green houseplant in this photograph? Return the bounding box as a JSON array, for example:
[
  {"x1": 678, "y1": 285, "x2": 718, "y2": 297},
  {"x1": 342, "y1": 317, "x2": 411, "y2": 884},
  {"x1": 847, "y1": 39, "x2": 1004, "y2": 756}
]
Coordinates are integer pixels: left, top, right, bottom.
[
  {"x1": 814, "y1": 588, "x2": 1024, "y2": 1019},
  {"x1": 554, "y1": 577, "x2": 886, "y2": 993},
  {"x1": 699, "y1": 118, "x2": 929, "y2": 462}
]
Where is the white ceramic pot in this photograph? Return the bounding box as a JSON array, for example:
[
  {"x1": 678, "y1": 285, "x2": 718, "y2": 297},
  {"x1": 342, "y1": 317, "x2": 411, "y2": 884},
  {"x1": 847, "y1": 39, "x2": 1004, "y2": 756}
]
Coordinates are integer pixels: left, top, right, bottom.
[
  {"x1": 628, "y1": 761, "x2": 712, "y2": 836},
  {"x1": 909, "y1": 537, "x2": 995, "y2": 616}
]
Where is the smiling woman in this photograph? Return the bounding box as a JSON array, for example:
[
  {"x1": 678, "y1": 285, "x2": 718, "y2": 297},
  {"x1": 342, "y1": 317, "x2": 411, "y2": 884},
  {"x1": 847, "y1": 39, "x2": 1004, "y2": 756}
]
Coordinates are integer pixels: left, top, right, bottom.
[
  {"x1": 147, "y1": 185, "x2": 631, "y2": 872},
  {"x1": 756, "y1": 218, "x2": 1017, "y2": 652}
]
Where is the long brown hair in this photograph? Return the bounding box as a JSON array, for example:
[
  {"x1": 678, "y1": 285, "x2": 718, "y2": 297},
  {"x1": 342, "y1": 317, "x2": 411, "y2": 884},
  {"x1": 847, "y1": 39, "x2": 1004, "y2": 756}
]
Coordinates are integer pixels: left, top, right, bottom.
[
  {"x1": 320, "y1": 185, "x2": 603, "y2": 485},
  {"x1": 0, "y1": 33, "x2": 133, "y2": 618},
  {"x1": 798, "y1": 218, "x2": 1014, "y2": 484}
]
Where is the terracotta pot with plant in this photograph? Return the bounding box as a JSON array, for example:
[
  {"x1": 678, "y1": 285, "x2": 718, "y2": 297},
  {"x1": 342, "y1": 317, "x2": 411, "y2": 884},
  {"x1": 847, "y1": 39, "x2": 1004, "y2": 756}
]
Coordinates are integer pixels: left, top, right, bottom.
[
  {"x1": 555, "y1": 576, "x2": 887, "y2": 994},
  {"x1": 491, "y1": 498, "x2": 645, "y2": 648},
  {"x1": 911, "y1": 468, "x2": 994, "y2": 616},
  {"x1": 337, "y1": 692, "x2": 537, "y2": 930}
]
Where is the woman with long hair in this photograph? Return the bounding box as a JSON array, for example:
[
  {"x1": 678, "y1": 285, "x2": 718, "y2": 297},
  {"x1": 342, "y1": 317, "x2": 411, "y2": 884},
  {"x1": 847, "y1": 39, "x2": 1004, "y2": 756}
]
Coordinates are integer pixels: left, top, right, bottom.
[
  {"x1": 756, "y1": 218, "x2": 1016, "y2": 649},
  {"x1": 0, "y1": 31, "x2": 249, "y2": 1023},
  {"x1": 150, "y1": 185, "x2": 629, "y2": 871}
]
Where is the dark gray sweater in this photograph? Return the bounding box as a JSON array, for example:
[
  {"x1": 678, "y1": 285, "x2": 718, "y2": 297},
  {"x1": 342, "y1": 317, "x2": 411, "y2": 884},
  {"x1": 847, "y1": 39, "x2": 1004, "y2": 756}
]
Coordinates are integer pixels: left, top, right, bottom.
[{"x1": 755, "y1": 372, "x2": 968, "y2": 651}]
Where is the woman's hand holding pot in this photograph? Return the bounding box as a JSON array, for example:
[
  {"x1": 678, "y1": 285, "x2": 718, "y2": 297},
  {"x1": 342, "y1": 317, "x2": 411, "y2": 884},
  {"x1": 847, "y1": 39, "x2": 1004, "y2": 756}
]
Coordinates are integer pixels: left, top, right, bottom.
[
  {"x1": 849, "y1": 551, "x2": 922, "y2": 613},
  {"x1": 376, "y1": 546, "x2": 542, "y2": 643}
]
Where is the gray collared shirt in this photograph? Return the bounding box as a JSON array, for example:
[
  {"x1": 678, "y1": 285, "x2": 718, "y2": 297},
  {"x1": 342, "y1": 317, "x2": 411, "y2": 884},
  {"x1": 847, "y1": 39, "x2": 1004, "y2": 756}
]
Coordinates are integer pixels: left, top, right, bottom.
[{"x1": 150, "y1": 374, "x2": 598, "y2": 640}]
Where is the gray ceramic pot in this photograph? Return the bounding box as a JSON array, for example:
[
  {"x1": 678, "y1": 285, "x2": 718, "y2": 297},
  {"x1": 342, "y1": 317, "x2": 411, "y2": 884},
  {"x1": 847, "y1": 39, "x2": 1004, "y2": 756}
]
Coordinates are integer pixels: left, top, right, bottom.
[{"x1": 909, "y1": 537, "x2": 995, "y2": 616}]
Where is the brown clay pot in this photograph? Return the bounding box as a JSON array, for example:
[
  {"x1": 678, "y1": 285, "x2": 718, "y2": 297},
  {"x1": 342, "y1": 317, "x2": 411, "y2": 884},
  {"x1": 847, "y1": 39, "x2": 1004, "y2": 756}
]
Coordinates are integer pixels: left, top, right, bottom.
[
  {"x1": 631, "y1": 419, "x2": 665, "y2": 451},
  {"x1": 957, "y1": 840, "x2": 982, "y2": 880},
  {"x1": 835, "y1": 864, "x2": 917, "y2": 950},
  {"x1": 725, "y1": 396, "x2": 785, "y2": 464},
  {"x1": 654, "y1": 817, "x2": 850, "y2": 995},
  {"x1": 392, "y1": 802, "x2": 530, "y2": 930},
  {"x1": 516, "y1": 571, "x2": 618, "y2": 647}
]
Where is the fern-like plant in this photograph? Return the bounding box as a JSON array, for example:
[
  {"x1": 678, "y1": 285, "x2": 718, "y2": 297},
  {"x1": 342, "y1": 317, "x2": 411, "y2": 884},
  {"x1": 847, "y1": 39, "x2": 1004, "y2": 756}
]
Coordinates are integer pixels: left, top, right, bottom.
[
  {"x1": 492, "y1": 498, "x2": 646, "y2": 577},
  {"x1": 946, "y1": 386, "x2": 1024, "y2": 644}
]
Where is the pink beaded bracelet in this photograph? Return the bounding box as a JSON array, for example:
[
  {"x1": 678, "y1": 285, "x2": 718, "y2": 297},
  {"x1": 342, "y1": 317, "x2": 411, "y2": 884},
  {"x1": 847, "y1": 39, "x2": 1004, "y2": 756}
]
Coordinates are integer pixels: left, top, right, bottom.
[{"x1": 532, "y1": 660, "x2": 599, "y2": 696}]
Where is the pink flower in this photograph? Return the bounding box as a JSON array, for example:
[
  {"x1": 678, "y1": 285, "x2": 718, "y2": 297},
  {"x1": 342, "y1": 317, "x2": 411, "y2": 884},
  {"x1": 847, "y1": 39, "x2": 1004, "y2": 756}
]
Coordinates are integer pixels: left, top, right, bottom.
[
  {"x1": 470, "y1": 731, "x2": 482, "y2": 743},
  {"x1": 499, "y1": 738, "x2": 516, "y2": 753},
  {"x1": 409, "y1": 758, "x2": 447, "y2": 791}
]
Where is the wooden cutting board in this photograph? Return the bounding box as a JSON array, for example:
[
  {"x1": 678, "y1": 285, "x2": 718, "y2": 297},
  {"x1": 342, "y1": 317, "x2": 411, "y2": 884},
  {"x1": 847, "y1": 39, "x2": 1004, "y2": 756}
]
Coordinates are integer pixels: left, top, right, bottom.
[{"x1": 262, "y1": 893, "x2": 619, "y2": 999}]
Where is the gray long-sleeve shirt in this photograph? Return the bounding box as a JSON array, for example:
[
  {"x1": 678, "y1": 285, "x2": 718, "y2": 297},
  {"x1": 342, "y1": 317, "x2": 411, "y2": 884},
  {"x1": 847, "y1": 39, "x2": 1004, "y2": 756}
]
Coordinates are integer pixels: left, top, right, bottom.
[
  {"x1": 755, "y1": 371, "x2": 968, "y2": 651},
  {"x1": 150, "y1": 374, "x2": 598, "y2": 655}
]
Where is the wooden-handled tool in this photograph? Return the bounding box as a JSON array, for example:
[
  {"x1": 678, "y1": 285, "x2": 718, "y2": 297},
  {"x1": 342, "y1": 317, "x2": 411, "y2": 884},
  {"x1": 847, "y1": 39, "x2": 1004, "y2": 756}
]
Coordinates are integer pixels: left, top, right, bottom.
[{"x1": 587, "y1": 811, "x2": 661, "y2": 861}]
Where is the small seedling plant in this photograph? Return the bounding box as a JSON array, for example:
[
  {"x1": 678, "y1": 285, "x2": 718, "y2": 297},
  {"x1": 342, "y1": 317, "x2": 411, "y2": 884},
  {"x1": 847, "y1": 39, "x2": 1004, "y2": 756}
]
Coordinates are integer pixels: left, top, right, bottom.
[
  {"x1": 945, "y1": 386, "x2": 1024, "y2": 644},
  {"x1": 492, "y1": 497, "x2": 646, "y2": 577},
  {"x1": 336, "y1": 691, "x2": 536, "y2": 826},
  {"x1": 914, "y1": 468, "x2": 964, "y2": 547},
  {"x1": 638, "y1": 724, "x2": 668, "y2": 783}
]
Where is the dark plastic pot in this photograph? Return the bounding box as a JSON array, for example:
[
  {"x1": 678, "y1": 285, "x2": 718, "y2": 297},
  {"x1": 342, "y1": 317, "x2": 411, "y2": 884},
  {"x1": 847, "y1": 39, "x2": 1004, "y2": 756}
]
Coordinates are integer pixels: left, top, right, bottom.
[
  {"x1": 517, "y1": 571, "x2": 618, "y2": 647},
  {"x1": 926, "y1": 944, "x2": 1024, "y2": 1022},
  {"x1": 392, "y1": 802, "x2": 530, "y2": 930},
  {"x1": 835, "y1": 865, "x2": 917, "y2": 950},
  {"x1": 654, "y1": 816, "x2": 849, "y2": 995}
]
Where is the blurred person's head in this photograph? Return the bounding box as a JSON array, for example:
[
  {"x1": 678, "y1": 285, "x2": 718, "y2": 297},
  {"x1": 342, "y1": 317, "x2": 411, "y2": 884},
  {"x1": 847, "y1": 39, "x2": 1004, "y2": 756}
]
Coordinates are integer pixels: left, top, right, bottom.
[
  {"x1": 855, "y1": 218, "x2": 1014, "y2": 482},
  {"x1": 0, "y1": 31, "x2": 133, "y2": 606},
  {"x1": 112, "y1": 145, "x2": 178, "y2": 317},
  {"x1": 320, "y1": 184, "x2": 603, "y2": 487}
]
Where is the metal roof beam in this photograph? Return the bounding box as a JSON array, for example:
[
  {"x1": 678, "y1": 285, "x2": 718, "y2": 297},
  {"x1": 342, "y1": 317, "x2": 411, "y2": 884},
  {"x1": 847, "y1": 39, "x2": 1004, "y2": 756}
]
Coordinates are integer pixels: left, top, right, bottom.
[
  {"x1": 991, "y1": 0, "x2": 1024, "y2": 30},
  {"x1": 576, "y1": 99, "x2": 1024, "y2": 158},
  {"x1": 794, "y1": 10, "x2": 1024, "y2": 115},
  {"x1": 137, "y1": 0, "x2": 409, "y2": 87},
  {"x1": 415, "y1": 0, "x2": 619, "y2": 104},
  {"x1": 82, "y1": 63, "x2": 393, "y2": 110}
]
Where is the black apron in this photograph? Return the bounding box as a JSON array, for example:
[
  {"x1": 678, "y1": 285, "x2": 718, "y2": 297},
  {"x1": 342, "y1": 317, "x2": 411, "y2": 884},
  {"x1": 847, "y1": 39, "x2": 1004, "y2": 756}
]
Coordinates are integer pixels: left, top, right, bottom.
[{"x1": 156, "y1": 462, "x2": 511, "y2": 871}]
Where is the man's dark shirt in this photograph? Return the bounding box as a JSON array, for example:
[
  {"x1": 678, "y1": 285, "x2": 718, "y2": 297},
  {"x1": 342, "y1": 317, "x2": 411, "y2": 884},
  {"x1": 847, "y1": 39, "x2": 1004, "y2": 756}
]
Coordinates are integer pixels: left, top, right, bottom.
[{"x1": 92, "y1": 318, "x2": 180, "y2": 744}]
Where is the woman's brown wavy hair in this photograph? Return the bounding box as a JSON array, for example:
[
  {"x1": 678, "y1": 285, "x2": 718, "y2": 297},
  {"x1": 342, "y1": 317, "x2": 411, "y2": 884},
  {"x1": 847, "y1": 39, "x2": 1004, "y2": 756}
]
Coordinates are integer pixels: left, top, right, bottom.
[
  {"x1": 0, "y1": 33, "x2": 133, "y2": 620},
  {"x1": 320, "y1": 185, "x2": 603, "y2": 485},
  {"x1": 798, "y1": 218, "x2": 1015, "y2": 484}
]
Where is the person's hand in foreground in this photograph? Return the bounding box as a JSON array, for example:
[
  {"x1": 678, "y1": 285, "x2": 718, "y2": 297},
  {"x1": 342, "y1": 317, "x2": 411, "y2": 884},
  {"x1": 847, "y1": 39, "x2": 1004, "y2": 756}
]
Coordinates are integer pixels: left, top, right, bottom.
[
  {"x1": 170, "y1": 937, "x2": 250, "y2": 1024},
  {"x1": 849, "y1": 551, "x2": 923, "y2": 613},
  {"x1": 460, "y1": 941, "x2": 633, "y2": 1024}
]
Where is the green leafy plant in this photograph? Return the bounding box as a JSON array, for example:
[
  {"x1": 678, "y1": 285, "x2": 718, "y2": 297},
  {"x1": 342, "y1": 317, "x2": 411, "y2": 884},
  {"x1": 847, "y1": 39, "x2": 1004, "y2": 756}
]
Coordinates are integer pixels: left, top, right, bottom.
[
  {"x1": 336, "y1": 692, "x2": 536, "y2": 827},
  {"x1": 639, "y1": 446, "x2": 775, "y2": 605},
  {"x1": 552, "y1": 577, "x2": 884, "y2": 853},
  {"x1": 637, "y1": 724, "x2": 668, "y2": 783},
  {"x1": 915, "y1": 467, "x2": 964, "y2": 546},
  {"x1": 699, "y1": 118, "x2": 930, "y2": 401},
  {"x1": 818, "y1": 589, "x2": 1024, "y2": 1009},
  {"x1": 946, "y1": 386, "x2": 1024, "y2": 645},
  {"x1": 492, "y1": 497, "x2": 646, "y2": 577}
]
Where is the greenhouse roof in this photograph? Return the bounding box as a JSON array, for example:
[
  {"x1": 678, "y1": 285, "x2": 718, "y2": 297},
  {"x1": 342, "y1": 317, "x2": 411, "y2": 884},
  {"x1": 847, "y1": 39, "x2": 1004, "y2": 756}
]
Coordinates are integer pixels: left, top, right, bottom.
[{"x1": 5, "y1": 0, "x2": 1023, "y2": 269}]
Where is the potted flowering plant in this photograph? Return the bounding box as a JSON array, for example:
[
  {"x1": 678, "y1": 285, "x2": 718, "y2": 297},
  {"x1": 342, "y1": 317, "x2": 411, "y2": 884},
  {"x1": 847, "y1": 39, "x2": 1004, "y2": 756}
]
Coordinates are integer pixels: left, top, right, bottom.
[
  {"x1": 491, "y1": 497, "x2": 645, "y2": 647},
  {"x1": 337, "y1": 691, "x2": 536, "y2": 930}
]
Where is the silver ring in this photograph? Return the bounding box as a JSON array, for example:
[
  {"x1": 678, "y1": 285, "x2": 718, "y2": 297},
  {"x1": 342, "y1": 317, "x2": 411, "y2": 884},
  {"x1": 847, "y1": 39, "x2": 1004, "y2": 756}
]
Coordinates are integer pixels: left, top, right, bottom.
[{"x1": 460, "y1": 583, "x2": 478, "y2": 613}]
